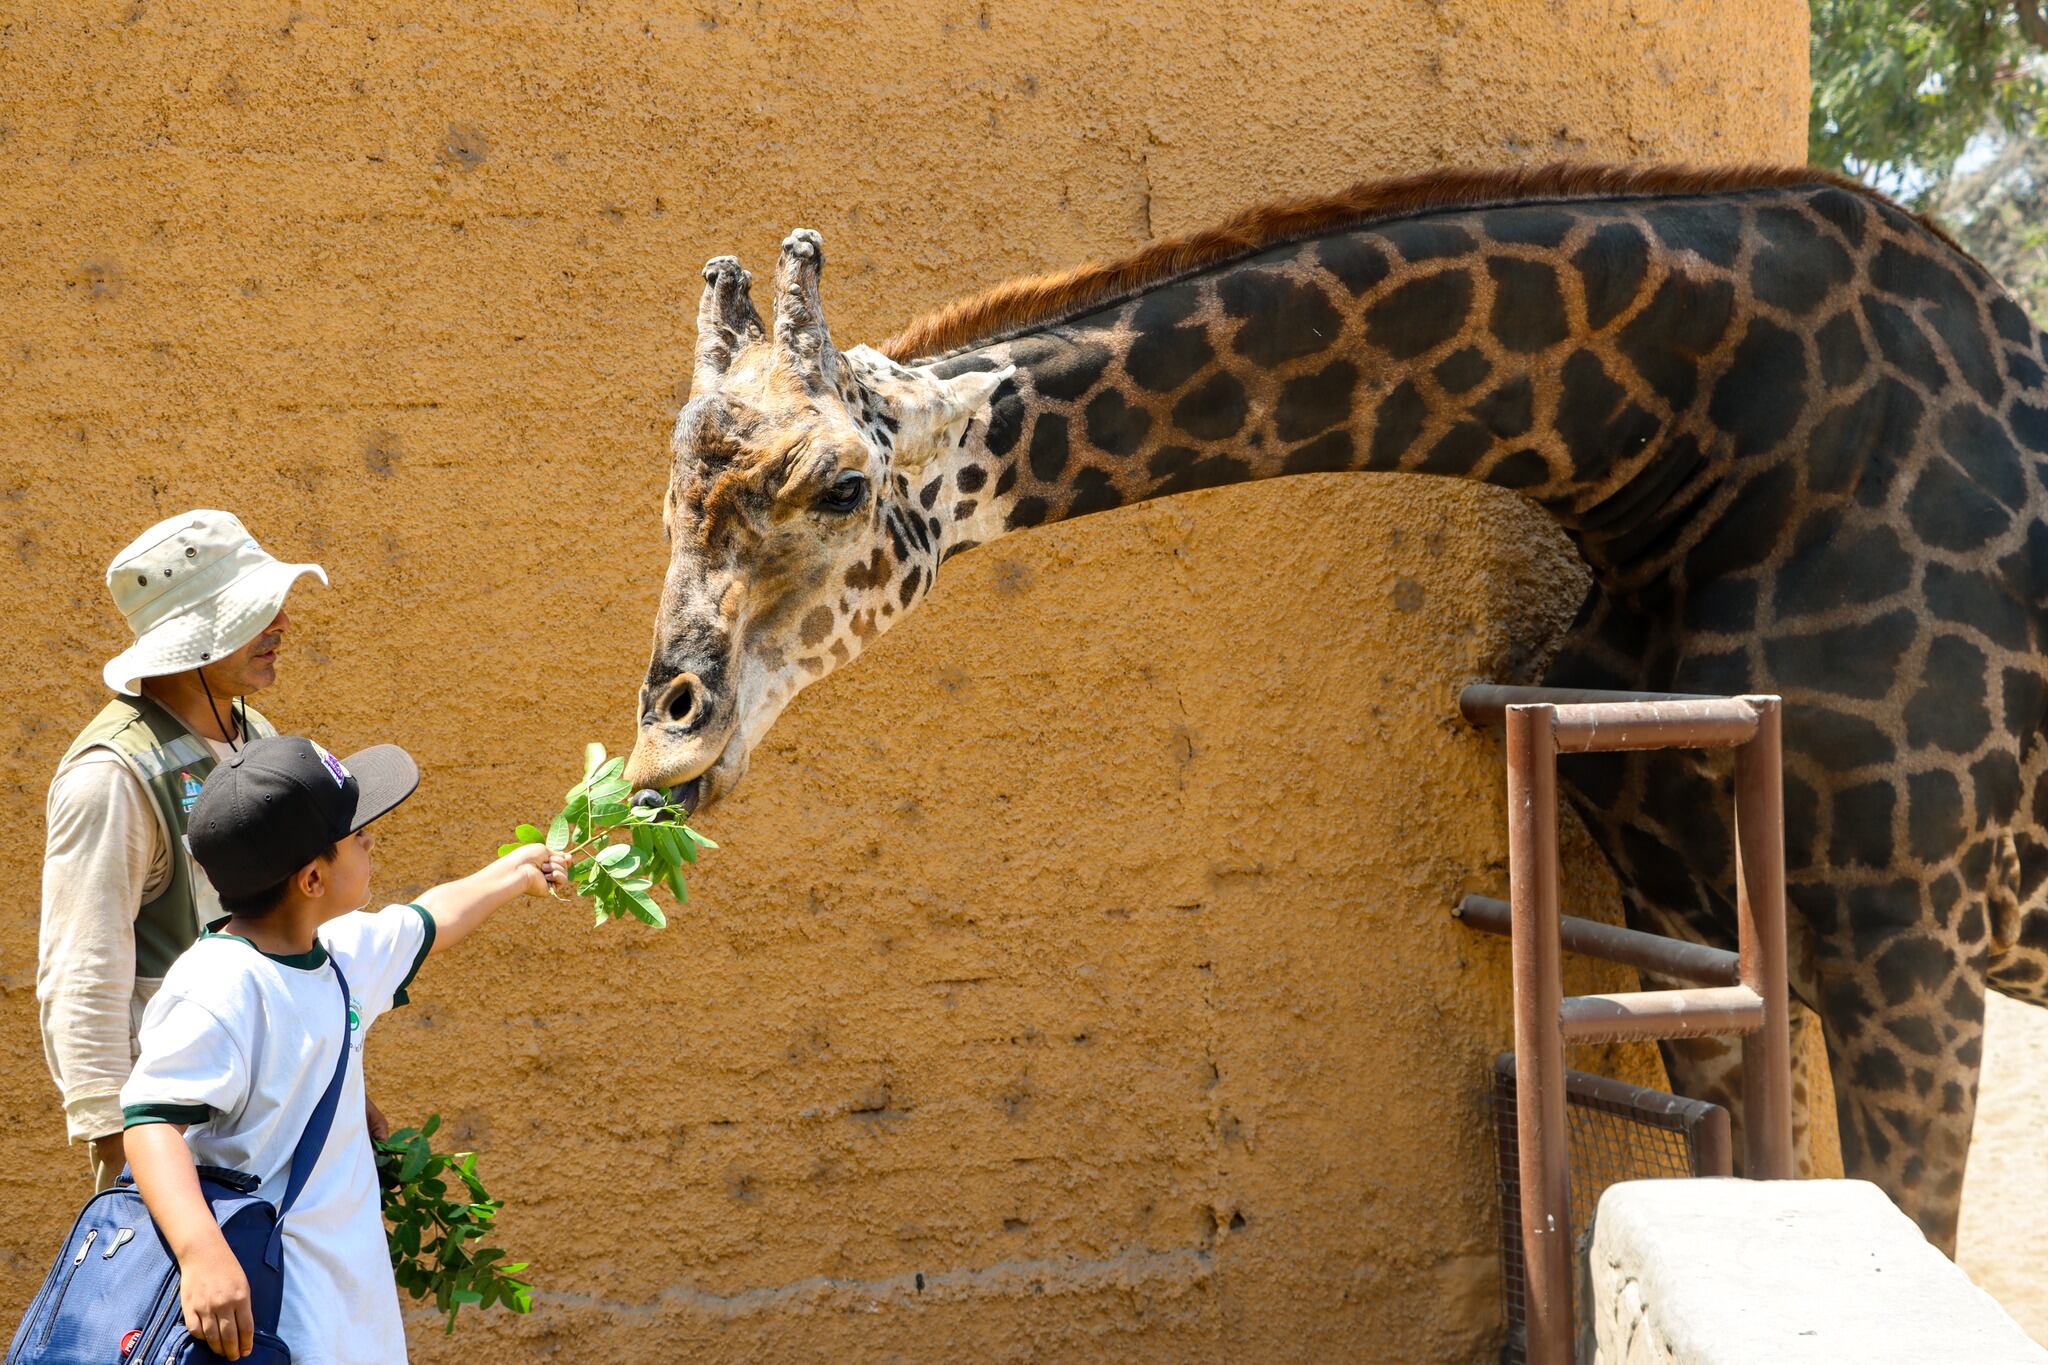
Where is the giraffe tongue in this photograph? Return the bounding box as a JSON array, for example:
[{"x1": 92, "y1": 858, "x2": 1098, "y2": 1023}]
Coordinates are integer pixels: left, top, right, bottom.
[
  {"x1": 670, "y1": 776, "x2": 703, "y2": 816},
  {"x1": 631, "y1": 776, "x2": 702, "y2": 820}
]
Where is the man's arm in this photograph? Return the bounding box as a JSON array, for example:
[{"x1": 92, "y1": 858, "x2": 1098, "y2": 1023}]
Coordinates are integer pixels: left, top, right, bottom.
[
  {"x1": 126, "y1": 1122, "x2": 254, "y2": 1361},
  {"x1": 38, "y1": 756, "x2": 156, "y2": 1155}
]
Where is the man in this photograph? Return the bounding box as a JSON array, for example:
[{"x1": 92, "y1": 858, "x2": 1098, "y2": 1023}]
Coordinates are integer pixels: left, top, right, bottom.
[{"x1": 37, "y1": 509, "x2": 384, "y2": 1190}]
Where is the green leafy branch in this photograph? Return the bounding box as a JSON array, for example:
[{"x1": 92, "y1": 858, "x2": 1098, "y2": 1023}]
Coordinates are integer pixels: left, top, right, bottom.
[
  {"x1": 376, "y1": 1115, "x2": 532, "y2": 1334},
  {"x1": 500, "y1": 742, "x2": 717, "y2": 928}
]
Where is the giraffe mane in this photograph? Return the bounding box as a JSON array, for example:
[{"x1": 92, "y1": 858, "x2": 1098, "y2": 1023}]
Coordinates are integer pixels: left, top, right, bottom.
[{"x1": 878, "y1": 161, "x2": 1963, "y2": 363}]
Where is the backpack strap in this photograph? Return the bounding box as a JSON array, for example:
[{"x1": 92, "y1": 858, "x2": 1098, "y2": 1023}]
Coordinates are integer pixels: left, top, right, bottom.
[{"x1": 262, "y1": 957, "x2": 352, "y2": 1272}]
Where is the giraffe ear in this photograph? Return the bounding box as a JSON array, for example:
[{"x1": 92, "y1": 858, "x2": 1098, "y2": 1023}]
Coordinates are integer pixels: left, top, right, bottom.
[{"x1": 934, "y1": 365, "x2": 1015, "y2": 423}]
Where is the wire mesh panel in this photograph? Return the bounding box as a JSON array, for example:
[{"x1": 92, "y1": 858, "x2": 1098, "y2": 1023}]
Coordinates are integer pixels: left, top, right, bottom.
[{"x1": 1490, "y1": 1053, "x2": 1731, "y2": 1364}]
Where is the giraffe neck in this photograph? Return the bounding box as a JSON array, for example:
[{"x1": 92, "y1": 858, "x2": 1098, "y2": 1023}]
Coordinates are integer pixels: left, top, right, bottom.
[{"x1": 914, "y1": 189, "x2": 1862, "y2": 594}]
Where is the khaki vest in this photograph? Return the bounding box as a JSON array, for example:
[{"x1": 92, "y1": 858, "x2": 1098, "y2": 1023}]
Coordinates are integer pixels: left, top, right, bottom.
[{"x1": 61, "y1": 696, "x2": 277, "y2": 977}]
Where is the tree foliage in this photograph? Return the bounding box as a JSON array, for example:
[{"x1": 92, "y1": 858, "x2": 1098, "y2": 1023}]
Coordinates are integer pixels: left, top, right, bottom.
[
  {"x1": 1810, "y1": 3, "x2": 2047, "y2": 318},
  {"x1": 377, "y1": 1115, "x2": 533, "y2": 1333},
  {"x1": 1809, "y1": 1, "x2": 2047, "y2": 192},
  {"x1": 1929, "y1": 128, "x2": 2048, "y2": 315}
]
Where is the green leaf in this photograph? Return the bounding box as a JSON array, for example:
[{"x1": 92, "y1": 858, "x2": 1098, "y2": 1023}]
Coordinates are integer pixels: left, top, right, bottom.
[
  {"x1": 595, "y1": 843, "x2": 637, "y2": 869},
  {"x1": 683, "y1": 826, "x2": 718, "y2": 850},
  {"x1": 496, "y1": 842, "x2": 522, "y2": 857},
  {"x1": 582, "y1": 742, "x2": 608, "y2": 777},
  {"x1": 545, "y1": 811, "x2": 571, "y2": 852},
  {"x1": 621, "y1": 881, "x2": 667, "y2": 927},
  {"x1": 514, "y1": 823, "x2": 544, "y2": 845}
]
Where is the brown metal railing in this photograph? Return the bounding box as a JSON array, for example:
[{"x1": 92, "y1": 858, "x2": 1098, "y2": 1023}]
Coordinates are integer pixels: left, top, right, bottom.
[{"x1": 1456, "y1": 685, "x2": 1793, "y2": 1365}]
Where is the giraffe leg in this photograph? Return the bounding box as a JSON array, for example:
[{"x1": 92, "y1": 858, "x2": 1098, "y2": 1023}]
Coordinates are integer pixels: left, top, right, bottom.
[
  {"x1": 1654, "y1": 1002, "x2": 1826, "y2": 1178},
  {"x1": 1986, "y1": 902, "x2": 2048, "y2": 1007},
  {"x1": 1812, "y1": 932, "x2": 1986, "y2": 1256}
]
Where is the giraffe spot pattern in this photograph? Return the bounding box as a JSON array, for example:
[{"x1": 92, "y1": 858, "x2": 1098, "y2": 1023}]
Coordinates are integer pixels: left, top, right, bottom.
[
  {"x1": 1432, "y1": 346, "x2": 1491, "y2": 393},
  {"x1": 1487, "y1": 257, "x2": 1570, "y2": 353},
  {"x1": 1083, "y1": 389, "x2": 1151, "y2": 456},
  {"x1": 1381, "y1": 220, "x2": 1476, "y2": 262},
  {"x1": 1173, "y1": 371, "x2": 1249, "y2": 440},
  {"x1": 1708, "y1": 318, "x2": 1808, "y2": 457},
  {"x1": 1618, "y1": 273, "x2": 1736, "y2": 411},
  {"x1": 1572, "y1": 222, "x2": 1651, "y2": 331},
  {"x1": 1815, "y1": 310, "x2": 1870, "y2": 388},
  {"x1": 1316, "y1": 235, "x2": 1391, "y2": 295},
  {"x1": 1367, "y1": 380, "x2": 1428, "y2": 467},
  {"x1": 1862, "y1": 296, "x2": 1952, "y2": 393},
  {"x1": 1751, "y1": 206, "x2": 1853, "y2": 314},
  {"x1": 1275, "y1": 361, "x2": 1359, "y2": 442},
  {"x1": 1032, "y1": 342, "x2": 1113, "y2": 401},
  {"x1": 1125, "y1": 324, "x2": 1214, "y2": 392},
  {"x1": 1365, "y1": 270, "x2": 1473, "y2": 360},
  {"x1": 1481, "y1": 207, "x2": 1576, "y2": 248},
  {"x1": 1028, "y1": 413, "x2": 1070, "y2": 482},
  {"x1": 1221, "y1": 271, "x2": 1343, "y2": 368},
  {"x1": 1904, "y1": 635, "x2": 1992, "y2": 753}
]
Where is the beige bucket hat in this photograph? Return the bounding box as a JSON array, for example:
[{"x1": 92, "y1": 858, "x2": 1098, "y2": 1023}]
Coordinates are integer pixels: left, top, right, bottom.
[{"x1": 102, "y1": 510, "x2": 328, "y2": 696}]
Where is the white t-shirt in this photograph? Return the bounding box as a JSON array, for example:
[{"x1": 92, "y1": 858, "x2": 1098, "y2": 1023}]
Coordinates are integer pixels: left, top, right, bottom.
[{"x1": 120, "y1": 904, "x2": 435, "y2": 1365}]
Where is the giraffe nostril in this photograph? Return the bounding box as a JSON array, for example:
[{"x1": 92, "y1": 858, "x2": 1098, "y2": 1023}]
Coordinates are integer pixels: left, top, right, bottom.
[{"x1": 653, "y1": 673, "x2": 706, "y2": 732}]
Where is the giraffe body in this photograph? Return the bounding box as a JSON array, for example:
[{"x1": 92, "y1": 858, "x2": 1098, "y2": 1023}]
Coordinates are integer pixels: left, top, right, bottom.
[{"x1": 626, "y1": 165, "x2": 2048, "y2": 1251}]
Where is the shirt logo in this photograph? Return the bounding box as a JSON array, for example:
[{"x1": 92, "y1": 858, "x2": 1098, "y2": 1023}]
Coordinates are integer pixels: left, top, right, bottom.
[
  {"x1": 348, "y1": 997, "x2": 362, "y2": 1033},
  {"x1": 120, "y1": 1329, "x2": 143, "y2": 1356},
  {"x1": 177, "y1": 770, "x2": 203, "y2": 813}
]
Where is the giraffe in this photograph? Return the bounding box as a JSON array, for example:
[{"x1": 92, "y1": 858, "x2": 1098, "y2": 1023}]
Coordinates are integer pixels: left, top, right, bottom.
[{"x1": 621, "y1": 162, "x2": 2048, "y2": 1253}]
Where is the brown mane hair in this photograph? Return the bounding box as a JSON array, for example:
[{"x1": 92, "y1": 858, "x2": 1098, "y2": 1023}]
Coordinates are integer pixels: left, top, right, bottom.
[{"x1": 878, "y1": 161, "x2": 1955, "y2": 363}]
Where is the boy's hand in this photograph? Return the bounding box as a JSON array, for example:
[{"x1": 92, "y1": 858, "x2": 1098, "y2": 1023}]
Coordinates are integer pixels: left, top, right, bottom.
[
  {"x1": 181, "y1": 1237, "x2": 254, "y2": 1359},
  {"x1": 498, "y1": 843, "x2": 570, "y2": 897}
]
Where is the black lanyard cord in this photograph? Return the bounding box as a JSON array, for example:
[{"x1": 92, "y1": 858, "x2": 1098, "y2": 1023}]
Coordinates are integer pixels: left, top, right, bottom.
[{"x1": 198, "y1": 670, "x2": 244, "y2": 753}]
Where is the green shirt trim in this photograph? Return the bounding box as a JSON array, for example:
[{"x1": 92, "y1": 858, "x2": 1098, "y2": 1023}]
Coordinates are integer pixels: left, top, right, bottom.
[
  {"x1": 391, "y1": 904, "x2": 436, "y2": 1008},
  {"x1": 199, "y1": 917, "x2": 331, "y2": 970},
  {"x1": 123, "y1": 1102, "x2": 212, "y2": 1130}
]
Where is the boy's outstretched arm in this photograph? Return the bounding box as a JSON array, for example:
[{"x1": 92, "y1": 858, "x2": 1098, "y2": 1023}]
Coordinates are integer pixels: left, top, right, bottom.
[
  {"x1": 127, "y1": 1122, "x2": 255, "y2": 1361},
  {"x1": 414, "y1": 843, "x2": 568, "y2": 955}
]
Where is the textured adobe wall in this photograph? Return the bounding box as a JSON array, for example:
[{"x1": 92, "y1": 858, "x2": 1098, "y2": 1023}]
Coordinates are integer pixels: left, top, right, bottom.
[{"x1": 0, "y1": 3, "x2": 1807, "y2": 1359}]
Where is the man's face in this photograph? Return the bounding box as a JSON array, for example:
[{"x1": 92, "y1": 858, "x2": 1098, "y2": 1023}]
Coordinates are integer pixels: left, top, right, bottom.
[{"x1": 202, "y1": 608, "x2": 290, "y2": 695}]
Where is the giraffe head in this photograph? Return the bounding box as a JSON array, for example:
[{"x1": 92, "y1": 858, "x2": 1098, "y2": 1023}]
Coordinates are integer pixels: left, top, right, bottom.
[{"x1": 624, "y1": 230, "x2": 1013, "y2": 812}]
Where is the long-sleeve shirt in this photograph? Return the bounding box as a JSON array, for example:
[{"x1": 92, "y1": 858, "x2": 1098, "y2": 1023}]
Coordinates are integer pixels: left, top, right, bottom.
[{"x1": 37, "y1": 739, "x2": 230, "y2": 1143}]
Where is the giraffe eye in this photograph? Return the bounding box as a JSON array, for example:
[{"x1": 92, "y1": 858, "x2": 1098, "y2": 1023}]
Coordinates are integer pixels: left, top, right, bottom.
[{"x1": 820, "y1": 470, "x2": 867, "y2": 514}]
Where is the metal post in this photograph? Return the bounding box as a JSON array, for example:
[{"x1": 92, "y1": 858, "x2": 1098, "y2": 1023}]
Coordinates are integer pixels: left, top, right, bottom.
[
  {"x1": 1505, "y1": 704, "x2": 1572, "y2": 1365},
  {"x1": 1734, "y1": 695, "x2": 1795, "y2": 1178}
]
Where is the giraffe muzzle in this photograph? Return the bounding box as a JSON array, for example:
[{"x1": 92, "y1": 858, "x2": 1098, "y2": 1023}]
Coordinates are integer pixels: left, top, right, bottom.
[{"x1": 631, "y1": 776, "x2": 703, "y2": 819}]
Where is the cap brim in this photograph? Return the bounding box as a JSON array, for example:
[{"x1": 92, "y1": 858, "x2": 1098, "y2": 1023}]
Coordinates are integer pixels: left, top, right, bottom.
[{"x1": 343, "y1": 744, "x2": 420, "y2": 831}]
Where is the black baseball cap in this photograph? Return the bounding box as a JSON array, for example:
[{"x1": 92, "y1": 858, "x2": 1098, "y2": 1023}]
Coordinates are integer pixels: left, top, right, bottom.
[{"x1": 188, "y1": 736, "x2": 420, "y2": 898}]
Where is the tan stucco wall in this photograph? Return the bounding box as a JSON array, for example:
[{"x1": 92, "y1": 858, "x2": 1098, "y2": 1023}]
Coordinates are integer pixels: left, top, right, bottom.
[{"x1": 0, "y1": 4, "x2": 1807, "y2": 1359}]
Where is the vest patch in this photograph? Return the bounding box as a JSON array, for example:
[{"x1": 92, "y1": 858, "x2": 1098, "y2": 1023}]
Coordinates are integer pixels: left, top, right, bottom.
[{"x1": 177, "y1": 769, "x2": 203, "y2": 813}]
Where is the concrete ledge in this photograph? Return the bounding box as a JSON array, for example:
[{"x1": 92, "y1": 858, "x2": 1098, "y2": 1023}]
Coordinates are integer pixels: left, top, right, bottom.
[{"x1": 1586, "y1": 1178, "x2": 2044, "y2": 1364}]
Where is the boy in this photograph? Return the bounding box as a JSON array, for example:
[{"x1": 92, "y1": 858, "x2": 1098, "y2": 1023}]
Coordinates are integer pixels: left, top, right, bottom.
[{"x1": 119, "y1": 736, "x2": 567, "y2": 1362}]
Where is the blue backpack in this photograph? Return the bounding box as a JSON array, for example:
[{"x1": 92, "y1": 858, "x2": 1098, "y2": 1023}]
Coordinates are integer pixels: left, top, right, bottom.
[{"x1": 7, "y1": 961, "x2": 352, "y2": 1365}]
